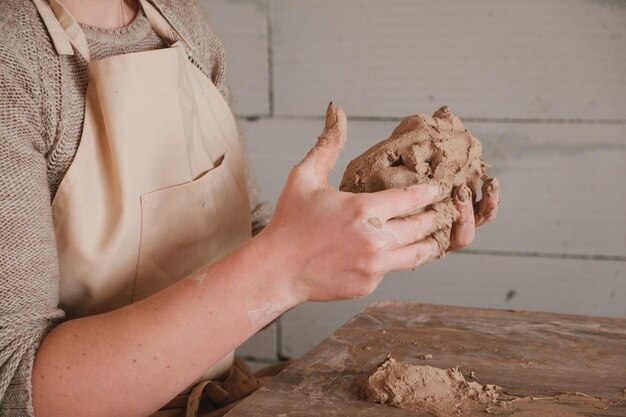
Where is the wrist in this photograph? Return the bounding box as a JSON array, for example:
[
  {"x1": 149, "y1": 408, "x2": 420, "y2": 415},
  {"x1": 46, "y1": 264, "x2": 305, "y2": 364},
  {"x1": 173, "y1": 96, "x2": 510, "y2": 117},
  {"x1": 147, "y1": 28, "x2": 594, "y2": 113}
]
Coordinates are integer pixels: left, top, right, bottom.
[{"x1": 248, "y1": 227, "x2": 304, "y2": 309}]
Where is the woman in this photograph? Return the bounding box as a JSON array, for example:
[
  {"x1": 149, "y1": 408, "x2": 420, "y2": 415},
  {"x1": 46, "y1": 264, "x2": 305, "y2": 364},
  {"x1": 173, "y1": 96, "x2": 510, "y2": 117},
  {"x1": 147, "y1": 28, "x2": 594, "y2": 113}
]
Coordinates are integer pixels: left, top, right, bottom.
[{"x1": 0, "y1": 0, "x2": 500, "y2": 416}]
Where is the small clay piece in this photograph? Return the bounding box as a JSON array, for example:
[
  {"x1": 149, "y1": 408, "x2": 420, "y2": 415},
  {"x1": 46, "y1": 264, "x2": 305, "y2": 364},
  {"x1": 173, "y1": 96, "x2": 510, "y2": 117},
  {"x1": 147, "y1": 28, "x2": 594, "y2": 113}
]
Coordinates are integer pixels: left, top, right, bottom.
[
  {"x1": 340, "y1": 106, "x2": 496, "y2": 255},
  {"x1": 418, "y1": 354, "x2": 433, "y2": 360},
  {"x1": 363, "y1": 356, "x2": 501, "y2": 415}
]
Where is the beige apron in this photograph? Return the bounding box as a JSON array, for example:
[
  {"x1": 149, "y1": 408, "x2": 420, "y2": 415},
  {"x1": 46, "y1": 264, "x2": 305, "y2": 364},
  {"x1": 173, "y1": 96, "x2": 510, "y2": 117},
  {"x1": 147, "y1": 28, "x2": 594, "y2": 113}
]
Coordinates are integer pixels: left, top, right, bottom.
[{"x1": 32, "y1": 0, "x2": 252, "y2": 408}]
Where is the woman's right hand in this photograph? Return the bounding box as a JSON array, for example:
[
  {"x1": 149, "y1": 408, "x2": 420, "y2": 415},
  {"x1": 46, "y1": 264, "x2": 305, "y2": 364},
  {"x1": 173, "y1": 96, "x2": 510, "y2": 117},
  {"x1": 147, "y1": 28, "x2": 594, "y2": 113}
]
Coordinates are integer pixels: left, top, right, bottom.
[{"x1": 253, "y1": 103, "x2": 450, "y2": 304}]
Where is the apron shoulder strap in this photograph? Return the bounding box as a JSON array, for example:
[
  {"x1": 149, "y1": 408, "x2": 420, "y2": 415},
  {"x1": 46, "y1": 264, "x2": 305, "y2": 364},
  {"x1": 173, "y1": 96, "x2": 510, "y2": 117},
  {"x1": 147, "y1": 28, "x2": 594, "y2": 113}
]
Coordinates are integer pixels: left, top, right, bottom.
[
  {"x1": 139, "y1": 0, "x2": 194, "y2": 51},
  {"x1": 31, "y1": 0, "x2": 194, "y2": 62},
  {"x1": 32, "y1": 0, "x2": 90, "y2": 60}
]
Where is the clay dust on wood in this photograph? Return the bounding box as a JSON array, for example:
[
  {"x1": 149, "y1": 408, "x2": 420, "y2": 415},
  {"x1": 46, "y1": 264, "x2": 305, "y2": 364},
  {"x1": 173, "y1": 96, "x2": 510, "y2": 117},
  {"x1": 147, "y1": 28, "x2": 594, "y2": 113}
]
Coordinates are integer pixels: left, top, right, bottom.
[
  {"x1": 363, "y1": 356, "x2": 617, "y2": 416},
  {"x1": 363, "y1": 356, "x2": 502, "y2": 416}
]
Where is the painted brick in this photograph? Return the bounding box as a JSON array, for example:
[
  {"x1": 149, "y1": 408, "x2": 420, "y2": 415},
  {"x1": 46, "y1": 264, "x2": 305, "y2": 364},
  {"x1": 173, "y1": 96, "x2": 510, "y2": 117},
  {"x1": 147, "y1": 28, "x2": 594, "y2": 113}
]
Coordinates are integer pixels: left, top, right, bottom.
[
  {"x1": 242, "y1": 359, "x2": 279, "y2": 374},
  {"x1": 201, "y1": 0, "x2": 626, "y2": 365},
  {"x1": 236, "y1": 322, "x2": 278, "y2": 362},
  {"x1": 271, "y1": 0, "x2": 626, "y2": 120},
  {"x1": 200, "y1": 0, "x2": 269, "y2": 116}
]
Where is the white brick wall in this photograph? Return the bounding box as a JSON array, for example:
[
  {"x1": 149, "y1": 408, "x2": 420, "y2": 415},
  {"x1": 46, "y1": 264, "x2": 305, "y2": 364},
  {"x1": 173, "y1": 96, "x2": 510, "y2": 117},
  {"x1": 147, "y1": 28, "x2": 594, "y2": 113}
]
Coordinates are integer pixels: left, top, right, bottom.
[
  {"x1": 199, "y1": 0, "x2": 269, "y2": 116},
  {"x1": 270, "y1": 0, "x2": 626, "y2": 120},
  {"x1": 199, "y1": 0, "x2": 626, "y2": 364}
]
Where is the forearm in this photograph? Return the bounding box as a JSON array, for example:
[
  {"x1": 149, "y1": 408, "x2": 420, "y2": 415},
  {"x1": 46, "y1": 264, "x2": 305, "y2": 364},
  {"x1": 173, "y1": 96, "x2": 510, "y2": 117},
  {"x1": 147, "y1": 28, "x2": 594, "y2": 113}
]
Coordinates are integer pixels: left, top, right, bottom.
[
  {"x1": 31, "y1": 234, "x2": 296, "y2": 417},
  {"x1": 28, "y1": 101, "x2": 498, "y2": 417}
]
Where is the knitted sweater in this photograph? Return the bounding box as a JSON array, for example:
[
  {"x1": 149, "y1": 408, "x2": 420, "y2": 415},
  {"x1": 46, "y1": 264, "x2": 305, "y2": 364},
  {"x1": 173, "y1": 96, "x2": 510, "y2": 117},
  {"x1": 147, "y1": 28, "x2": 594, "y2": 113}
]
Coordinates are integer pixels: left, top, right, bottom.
[{"x1": 0, "y1": 1, "x2": 268, "y2": 415}]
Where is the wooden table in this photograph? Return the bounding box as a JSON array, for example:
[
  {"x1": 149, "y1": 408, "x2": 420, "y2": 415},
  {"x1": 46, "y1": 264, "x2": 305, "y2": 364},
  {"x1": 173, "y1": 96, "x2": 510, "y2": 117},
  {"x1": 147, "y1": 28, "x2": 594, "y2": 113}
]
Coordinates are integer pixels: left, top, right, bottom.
[{"x1": 226, "y1": 302, "x2": 626, "y2": 416}]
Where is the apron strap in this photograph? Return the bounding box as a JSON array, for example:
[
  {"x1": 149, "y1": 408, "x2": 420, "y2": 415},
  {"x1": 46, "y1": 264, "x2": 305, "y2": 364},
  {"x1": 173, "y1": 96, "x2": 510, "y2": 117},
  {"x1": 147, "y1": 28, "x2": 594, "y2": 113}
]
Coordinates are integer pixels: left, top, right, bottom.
[
  {"x1": 31, "y1": 0, "x2": 194, "y2": 62},
  {"x1": 32, "y1": 0, "x2": 89, "y2": 59},
  {"x1": 138, "y1": 0, "x2": 194, "y2": 51}
]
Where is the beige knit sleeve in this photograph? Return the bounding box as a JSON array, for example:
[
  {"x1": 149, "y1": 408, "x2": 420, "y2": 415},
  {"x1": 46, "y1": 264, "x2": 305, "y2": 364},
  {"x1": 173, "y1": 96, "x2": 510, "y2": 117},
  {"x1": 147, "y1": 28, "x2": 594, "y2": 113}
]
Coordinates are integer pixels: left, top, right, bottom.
[
  {"x1": 0, "y1": 34, "x2": 65, "y2": 416},
  {"x1": 160, "y1": 0, "x2": 272, "y2": 233}
]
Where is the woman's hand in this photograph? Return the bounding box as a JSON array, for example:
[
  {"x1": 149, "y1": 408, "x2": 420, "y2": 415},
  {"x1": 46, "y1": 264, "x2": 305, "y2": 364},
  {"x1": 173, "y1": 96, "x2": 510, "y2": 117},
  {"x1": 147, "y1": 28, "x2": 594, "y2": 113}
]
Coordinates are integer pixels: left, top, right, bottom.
[
  {"x1": 254, "y1": 103, "x2": 500, "y2": 304},
  {"x1": 449, "y1": 177, "x2": 500, "y2": 251}
]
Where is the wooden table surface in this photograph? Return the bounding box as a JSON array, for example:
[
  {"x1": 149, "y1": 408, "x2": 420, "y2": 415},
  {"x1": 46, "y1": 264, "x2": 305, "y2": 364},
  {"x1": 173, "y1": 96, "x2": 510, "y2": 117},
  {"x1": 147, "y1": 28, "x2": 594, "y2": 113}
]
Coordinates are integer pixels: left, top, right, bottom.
[{"x1": 226, "y1": 302, "x2": 626, "y2": 416}]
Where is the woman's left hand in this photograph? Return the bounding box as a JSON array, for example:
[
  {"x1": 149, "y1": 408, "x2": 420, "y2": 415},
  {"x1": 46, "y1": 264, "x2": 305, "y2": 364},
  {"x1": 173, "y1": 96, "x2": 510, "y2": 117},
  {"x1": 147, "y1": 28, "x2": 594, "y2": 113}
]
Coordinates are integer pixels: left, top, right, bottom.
[{"x1": 449, "y1": 178, "x2": 501, "y2": 251}]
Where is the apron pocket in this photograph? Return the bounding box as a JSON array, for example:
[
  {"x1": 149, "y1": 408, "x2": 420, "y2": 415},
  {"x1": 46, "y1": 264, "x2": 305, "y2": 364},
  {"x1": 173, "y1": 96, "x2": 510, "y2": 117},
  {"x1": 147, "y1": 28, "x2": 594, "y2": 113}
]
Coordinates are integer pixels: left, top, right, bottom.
[{"x1": 132, "y1": 151, "x2": 251, "y2": 303}]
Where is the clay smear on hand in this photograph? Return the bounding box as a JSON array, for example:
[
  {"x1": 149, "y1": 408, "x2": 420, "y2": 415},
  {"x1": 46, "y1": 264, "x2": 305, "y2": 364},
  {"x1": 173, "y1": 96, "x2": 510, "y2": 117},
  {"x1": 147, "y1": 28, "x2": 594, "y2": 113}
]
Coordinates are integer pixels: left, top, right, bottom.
[
  {"x1": 363, "y1": 356, "x2": 501, "y2": 415},
  {"x1": 340, "y1": 106, "x2": 493, "y2": 255}
]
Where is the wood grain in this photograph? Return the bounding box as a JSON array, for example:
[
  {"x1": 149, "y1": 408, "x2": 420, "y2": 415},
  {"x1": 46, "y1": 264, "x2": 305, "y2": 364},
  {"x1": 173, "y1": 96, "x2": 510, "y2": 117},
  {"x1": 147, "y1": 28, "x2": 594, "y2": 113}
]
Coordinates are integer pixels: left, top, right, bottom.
[{"x1": 227, "y1": 302, "x2": 626, "y2": 416}]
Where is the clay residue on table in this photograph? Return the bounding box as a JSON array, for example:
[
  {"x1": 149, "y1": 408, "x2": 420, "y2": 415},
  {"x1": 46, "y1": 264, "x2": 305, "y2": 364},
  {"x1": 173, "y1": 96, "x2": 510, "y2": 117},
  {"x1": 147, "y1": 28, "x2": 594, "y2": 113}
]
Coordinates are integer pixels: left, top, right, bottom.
[
  {"x1": 363, "y1": 356, "x2": 617, "y2": 416},
  {"x1": 493, "y1": 393, "x2": 615, "y2": 417},
  {"x1": 225, "y1": 303, "x2": 626, "y2": 417},
  {"x1": 363, "y1": 356, "x2": 502, "y2": 416},
  {"x1": 340, "y1": 106, "x2": 497, "y2": 254}
]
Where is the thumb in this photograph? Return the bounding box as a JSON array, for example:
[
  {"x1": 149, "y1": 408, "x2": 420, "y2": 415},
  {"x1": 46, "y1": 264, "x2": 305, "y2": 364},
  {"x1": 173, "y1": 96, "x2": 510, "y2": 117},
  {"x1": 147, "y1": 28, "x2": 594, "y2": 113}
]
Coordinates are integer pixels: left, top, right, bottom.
[{"x1": 296, "y1": 102, "x2": 348, "y2": 182}]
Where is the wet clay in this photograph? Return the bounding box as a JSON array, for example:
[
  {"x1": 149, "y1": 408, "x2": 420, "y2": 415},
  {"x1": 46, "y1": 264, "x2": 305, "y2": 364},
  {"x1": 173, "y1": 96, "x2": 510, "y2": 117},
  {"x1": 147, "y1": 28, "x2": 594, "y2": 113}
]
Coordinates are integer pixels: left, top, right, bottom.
[
  {"x1": 363, "y1": 356, "x2": 501, "y2": 416},
  {"x1": 340, "y1": 106, "x2": 494, "y2": 254}
]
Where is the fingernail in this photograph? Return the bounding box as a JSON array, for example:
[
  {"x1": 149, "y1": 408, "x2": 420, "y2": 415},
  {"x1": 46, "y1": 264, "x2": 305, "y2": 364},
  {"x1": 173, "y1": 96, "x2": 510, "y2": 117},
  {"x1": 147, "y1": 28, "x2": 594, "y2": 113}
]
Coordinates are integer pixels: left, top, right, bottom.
[
  {"x1": 483, "y1": 177, "x2": 500, "y2": 195},
  {"x1": 325, "y1": 102, "x2": 337, "y2": 129},
  {"x1": 455, "y1": 184, "x2": 471, "y2": 203}
]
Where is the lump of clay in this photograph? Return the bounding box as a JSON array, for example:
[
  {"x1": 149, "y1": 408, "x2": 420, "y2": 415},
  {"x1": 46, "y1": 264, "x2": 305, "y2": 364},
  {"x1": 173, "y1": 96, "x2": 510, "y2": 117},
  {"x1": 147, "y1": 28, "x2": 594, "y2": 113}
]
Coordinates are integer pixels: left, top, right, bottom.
[
  {"x1": 363, "y1": 356, "x2": 501, "y2": 415},
  {"x1": 340, "y1": 106, "x2": 493, "y2": 254}
]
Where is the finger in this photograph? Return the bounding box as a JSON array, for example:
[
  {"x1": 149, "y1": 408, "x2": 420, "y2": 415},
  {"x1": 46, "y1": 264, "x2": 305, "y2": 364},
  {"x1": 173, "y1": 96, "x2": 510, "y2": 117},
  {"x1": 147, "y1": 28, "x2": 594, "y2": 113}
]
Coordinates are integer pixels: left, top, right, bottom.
[
  {"x1": 384, "y1": 236, "x2": 439, "y2": 272},
  {"x1": 449, "y1": 184, "x2": 475, "y2": 250},
  {"x1": 432, "y1": 227, "x2": 452, "y2": 257},
  {"x1": 295, "y1": 102, "x2": 347, "y2": 181},
  {"x1": 475, "y1": 177, "x2": 501, "y2": 226},
  {"x1": 361, "y1": 182, "x2": 451, "y2": 221},
  {"x1": 382, "y1": 210, "x2": 439, "y2": 249}
]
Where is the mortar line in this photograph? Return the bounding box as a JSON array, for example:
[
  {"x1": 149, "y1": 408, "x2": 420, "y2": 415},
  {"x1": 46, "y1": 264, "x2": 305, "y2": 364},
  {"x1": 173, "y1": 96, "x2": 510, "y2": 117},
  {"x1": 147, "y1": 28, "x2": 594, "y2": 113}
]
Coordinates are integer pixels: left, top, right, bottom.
[
  {"x1": 276, "y1": 316, "x2": 287, "y2": 360},
  {"x1": 240, "y1": 355, "x2": 277, "y2": 364},
  {"x1": 457, "y1": 249, "x2": 626, "y2": 262},
  {"x1": 266, "y1": 0, "x2": 274, "y2": 117},
  {"x1": 241, "y1": 114, "x2": 626, "y2": 125}
]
